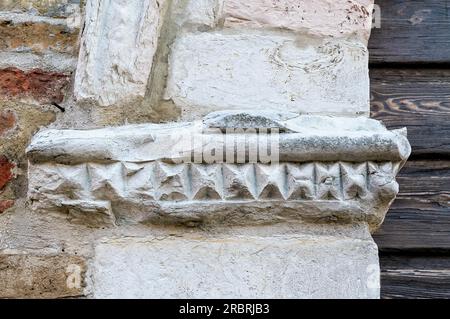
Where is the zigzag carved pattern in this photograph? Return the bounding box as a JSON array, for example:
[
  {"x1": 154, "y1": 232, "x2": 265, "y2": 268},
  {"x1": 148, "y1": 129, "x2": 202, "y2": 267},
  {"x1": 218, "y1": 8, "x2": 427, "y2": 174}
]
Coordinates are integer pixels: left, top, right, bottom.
[{"x1": 32, "y1": 161, "x2": 400, "y2": 203}]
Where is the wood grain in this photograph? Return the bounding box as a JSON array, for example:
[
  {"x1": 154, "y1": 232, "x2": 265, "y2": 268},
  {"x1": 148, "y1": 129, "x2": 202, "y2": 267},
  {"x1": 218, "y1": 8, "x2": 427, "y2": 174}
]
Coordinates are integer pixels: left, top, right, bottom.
[
  {"x1": 369, "y1": 0, "x2": 450, "y2": 64},
  {"x1": 371, "y1": 68, "x2": 450, "y2": 157},
  {"x1": 381, "y1": 255, "x2": 450, "y2": 299},
  {"x1": 368, "y1": 1, "x2": 450, "y2": 299},
  {"x1": 374, "y1": 160, "x2": 450, "y2": 251}
]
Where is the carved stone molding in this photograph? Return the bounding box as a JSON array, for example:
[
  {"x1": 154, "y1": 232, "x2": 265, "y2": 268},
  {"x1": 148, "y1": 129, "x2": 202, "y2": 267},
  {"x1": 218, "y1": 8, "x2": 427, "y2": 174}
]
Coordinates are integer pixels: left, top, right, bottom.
[{"x1": 27, "y1": 112, "x2": 410, "y2": 230}]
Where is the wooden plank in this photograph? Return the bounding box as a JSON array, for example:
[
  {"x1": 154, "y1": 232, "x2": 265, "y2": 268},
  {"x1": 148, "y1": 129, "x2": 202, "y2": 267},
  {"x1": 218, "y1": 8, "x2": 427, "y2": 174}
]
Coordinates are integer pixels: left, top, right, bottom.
[
  {"x1": 370, "y1": 68, "x2": 450, "y2": 157},
  {"x1": 374, "y1": 160, "x2": 450, "y2": 251},
  {"x1": 369, "y1": 0, "x2": 450, "y2": 64},
  {"x1": 380, "y1": 254, "x2": 450, "y2": 299}
]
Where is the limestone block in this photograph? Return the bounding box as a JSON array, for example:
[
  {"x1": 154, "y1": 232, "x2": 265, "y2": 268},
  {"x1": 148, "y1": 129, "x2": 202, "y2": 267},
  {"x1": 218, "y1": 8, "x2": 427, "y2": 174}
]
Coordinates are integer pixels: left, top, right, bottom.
[
  {"x1": 221, "y1": 0, "x2": 374, "y2": 43},
  {"x1": 165, "y1": 32, "x2": 369, "y2": 119},
  {"x1": 74, "y1": 0, "x2": 165, "y2": 106},
  {"x1": 91, "y1": 229, "x2": 380, "y2": 298}
]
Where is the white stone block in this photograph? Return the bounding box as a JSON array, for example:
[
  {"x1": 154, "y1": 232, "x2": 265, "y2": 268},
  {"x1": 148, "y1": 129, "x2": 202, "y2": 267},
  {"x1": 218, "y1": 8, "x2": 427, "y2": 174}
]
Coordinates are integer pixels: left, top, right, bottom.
[
  {"x1": 74, "y1": 0, "x2": 165, "y2": 106},
  {"x1": 221, "y1": 0, "x2": 374, "y2": 43},
  {"x1": 165, "y1": 32, "x2": 370, "y2": 119},
  {"x1": 91, "y1": 229, "x2": 380, "y2": 298},
  {"x1": 172, "y1": 0, "x2": 219, "y2": 28}
]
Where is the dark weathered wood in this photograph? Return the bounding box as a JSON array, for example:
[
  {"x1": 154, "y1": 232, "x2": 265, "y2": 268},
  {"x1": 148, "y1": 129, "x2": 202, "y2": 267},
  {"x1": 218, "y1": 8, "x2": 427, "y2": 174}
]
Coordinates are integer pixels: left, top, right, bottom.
[
  {"x1": 368, "y1": 1, "x2": 450, "y2": 299},
  {"x1": 371, "y1": 69, "x2": 450, "y2": 250},
  {"x1": 374, "y1": 160, "x2": 450, "y2": 251},
  {"x1": 381, "y1": 254, "x2": 450, "y2": 299},
  {"x1": 370, "y1": 68, "x2": 450, "y2": 157},
  {"x1": 369, "y1": 0, "x2": 450, "y2": 64}
]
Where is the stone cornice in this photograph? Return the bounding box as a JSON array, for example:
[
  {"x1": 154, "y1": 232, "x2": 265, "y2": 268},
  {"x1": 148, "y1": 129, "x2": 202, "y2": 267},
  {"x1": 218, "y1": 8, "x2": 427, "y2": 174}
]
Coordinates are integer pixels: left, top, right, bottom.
[
  {"x1": 27, "y1": 115, "x2": 410, "y2": 164},
  {"x1": 26, "y1": 112, "x2": 410, "y2": 231}
]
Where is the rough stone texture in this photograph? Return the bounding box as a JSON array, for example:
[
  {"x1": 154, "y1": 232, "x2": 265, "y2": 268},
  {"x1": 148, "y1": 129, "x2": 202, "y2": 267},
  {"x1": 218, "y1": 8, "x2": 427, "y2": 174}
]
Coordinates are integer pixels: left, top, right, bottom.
[
  {"x1": 92, "y1": 226, "x2": 380, "y2": 298},
  {"x1": 0, "y1": 102, "x2": 56, "y2": 159},
  {"x1": 165, "y1": 32, "x2": 369, "y2": 119},
  {"x1": 221, "y1": 0, "x2": 374, "y2": 44},
  {"x1": 0, "y1": 13, "x2": 79, "y2": 54},
  {"x1": 0, "y1": 0, "x2": 81, "y2": 18},
  {"x1": 74, "y1": 0, "x2": 166, "y2": 106},
  {"x1": 0, "y1": 67, "x2": 70, "y2": 103},
  {"x1": 0, "y1": 109, "x2": 16, "y2": 136},
  {"x1": 0, "y1": 51, "x2": 77, "y2": 73},
  {"x1": 0, "y1": 254, "x2": 86, "y2": 298},
  {"x1": 27, "y1": 115, "x2": 411, "y2": 164},
  {"x1": 0, "y1": 102, "x2": 56, "y2": 209},
  {"x1": 172, "y1": 0, "x2": 219, "y2": 29},
  {"x1": 26, "y1": 114, "x2": 410, "y2": 230},
  {"x1": 204, "y1": 110, "x2": 299, "y2": 132},
  {"x1": 26, "y1": 160, "x2": 401, "y2": 229}
]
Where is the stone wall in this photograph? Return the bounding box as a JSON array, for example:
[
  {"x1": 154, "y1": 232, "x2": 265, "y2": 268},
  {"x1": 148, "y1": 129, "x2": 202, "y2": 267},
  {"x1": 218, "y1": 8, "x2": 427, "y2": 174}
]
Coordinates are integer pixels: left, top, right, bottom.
[{"x1": 0, "y1": 0, "x2": 401, "y2": 299}]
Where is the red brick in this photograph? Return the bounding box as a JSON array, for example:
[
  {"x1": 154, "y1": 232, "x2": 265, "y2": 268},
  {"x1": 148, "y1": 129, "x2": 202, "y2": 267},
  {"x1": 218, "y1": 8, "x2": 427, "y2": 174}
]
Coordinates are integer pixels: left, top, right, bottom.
[
  {"x1": 0, "y1": 199, "x2": 14, "y2": 214},
  {"x1": 0, "y1": 156, "x2": 15, "y2": 190},
  {"x1": 0, "y1": 67, "x2": 70, "y2": 103},
  {"x1": 0, "y1": 109, "x2": 16, "y2": 135}
]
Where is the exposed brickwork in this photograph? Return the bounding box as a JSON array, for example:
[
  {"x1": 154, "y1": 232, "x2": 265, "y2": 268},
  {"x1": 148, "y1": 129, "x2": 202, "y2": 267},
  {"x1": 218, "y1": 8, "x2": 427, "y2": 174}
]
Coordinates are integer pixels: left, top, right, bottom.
[
  {"x1": 0, "y1": 199, "x2": 14, "y2": 213},
  {"x1": 0, "y1": 156, "x2": 15, "y2": 191},
  {"x1": 0, "y1": 68, "x2": 70, "y2": 103},
  {"x1": 0, "y1": 109, "x2": 16, "y2": 135}
]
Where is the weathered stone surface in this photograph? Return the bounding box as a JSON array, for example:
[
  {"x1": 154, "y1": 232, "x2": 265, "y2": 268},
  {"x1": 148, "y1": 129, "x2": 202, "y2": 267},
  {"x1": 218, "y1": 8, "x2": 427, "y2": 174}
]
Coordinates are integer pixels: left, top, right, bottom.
[
  {"x1": 0, "y1": 109, "x2": 16, "y2": 136},
  {"x1": 165, "y1": 32, "x2": 369, "y2": 119},
  {"x1": 0, "y1": 102, "x2": 56, "y2": 159},
  {"x1": 169, "y1": 0, "x2": 373, "y2": 44},
  {"x1": 27, "y1": 116, "x2": 411, "y2": 164},
  {"x1": 0, "y1": 13, "x2": 79, "y2": 54},
  {"x1": 26, "y1": 161, "x2": 401, "y2": 229},
  {"x1": 26, "y1": 114, "x2": 410, "y2": 230},
  {"x1": 0, "y1": 254, "x2": 86, "y2": 298},
  {"x1": 203, "y1": 110, "x2": 299, "y2": 132},
  {"x1": 221, "y1": 0, "x2": 374, "y2": 43},
  {"x1": 74, "y1": 0, "x2": 166, "y2": 106},
  {"x1": 0, "y1": 67, "x2": 70, "y2": 103},
  {"x1": 0, "y1": 0, "x2": 81, "y2": 18},
  {"x1": 0, "y1": 101, "x2": 56, "y2": 209},
  {"x1": 172, "y1": 0, "x2": 219, "y2": 29},
  {"x1": 0, "y1": 51, "x2": 77, "y2": 73},
  {"x1": 91, "y1": 228, "x2": 380, "y2": 298}
]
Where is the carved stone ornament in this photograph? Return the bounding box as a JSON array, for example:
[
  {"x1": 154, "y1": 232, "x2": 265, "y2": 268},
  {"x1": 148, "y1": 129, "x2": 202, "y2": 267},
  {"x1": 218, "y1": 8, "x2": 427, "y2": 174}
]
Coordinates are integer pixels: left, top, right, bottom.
[{"x1": 27, "y1": 111, "x2": 410, "y2": 231}]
